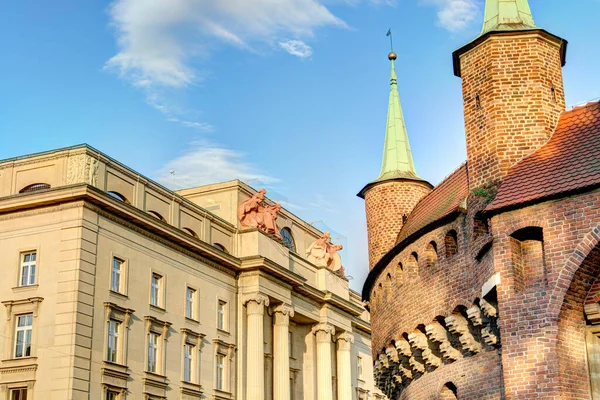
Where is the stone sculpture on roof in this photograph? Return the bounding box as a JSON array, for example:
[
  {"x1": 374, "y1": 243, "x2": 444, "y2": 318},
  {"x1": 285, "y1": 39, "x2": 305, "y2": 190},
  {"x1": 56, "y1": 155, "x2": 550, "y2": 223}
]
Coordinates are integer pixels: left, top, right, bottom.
[
  {"x1": 306, "y1": 231, "x2": 346, "y2": 277},
  {"x1": 237, "y1": 188, "x2": 282, "y2": 240}
]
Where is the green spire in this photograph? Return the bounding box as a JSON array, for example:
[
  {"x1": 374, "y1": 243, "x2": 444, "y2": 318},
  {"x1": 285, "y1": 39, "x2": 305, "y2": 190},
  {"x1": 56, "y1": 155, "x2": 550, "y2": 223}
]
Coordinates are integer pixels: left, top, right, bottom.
[
  {"x1": 376, "y1": 52, "x2": 423, "y2": 183},
  {"x1": 481, "y1": 0, "x2": 538, "y2": 35}
]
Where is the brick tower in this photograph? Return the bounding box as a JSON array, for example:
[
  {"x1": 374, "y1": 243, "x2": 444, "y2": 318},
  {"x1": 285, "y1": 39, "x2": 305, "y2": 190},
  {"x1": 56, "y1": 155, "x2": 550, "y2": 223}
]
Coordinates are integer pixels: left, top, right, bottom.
[
  {"x1": 453, "y1": 0, "x2": 568, "y2": 190},
  {"x1": 359, "y1": 52, "x2": 432, "y2": 270}
]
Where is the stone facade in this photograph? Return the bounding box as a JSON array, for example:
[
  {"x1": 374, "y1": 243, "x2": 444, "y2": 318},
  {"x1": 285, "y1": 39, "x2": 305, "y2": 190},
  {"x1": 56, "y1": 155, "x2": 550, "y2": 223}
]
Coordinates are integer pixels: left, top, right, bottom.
[{"x1": 0, "y1": 145, "x2": 385, "y2": 400}]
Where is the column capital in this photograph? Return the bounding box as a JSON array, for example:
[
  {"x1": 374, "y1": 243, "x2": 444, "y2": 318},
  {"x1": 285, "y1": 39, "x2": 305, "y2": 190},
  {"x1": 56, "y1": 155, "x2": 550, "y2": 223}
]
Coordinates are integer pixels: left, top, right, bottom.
[
  {"x1": 243, "y1": 292, "x2": 270, "y2": 308},
  {"x1": 272, "y1": 303, "x2": 295, "y2": 317},
  {"x1": 312, "y1": 323, "x2": 336, "y2": 339},
  {"x1": 336, "y1": 331, "x2": 354, "y2": 350}
]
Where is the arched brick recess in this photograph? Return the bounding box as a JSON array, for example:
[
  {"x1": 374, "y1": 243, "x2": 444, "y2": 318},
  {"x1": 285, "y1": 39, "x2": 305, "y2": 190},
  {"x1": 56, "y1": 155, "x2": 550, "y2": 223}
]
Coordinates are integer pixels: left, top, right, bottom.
[{"x1": 557, "y1": 243, "x2": 600, "y2": 399}]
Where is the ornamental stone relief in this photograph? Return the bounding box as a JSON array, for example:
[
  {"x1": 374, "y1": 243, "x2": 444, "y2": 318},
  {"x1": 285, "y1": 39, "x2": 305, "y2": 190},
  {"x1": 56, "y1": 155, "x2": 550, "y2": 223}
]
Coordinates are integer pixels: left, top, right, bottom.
[{"x1": 66, "y1": 154, "x2": 98, "y2": 186}]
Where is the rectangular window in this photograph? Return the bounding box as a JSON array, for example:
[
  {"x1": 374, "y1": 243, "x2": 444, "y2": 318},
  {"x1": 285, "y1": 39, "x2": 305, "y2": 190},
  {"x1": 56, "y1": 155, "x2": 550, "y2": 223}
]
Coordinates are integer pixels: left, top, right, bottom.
[
  {"x1": 186, "y1": 287, "x2": 196, "y2": 319},
  {"x1": 183, "y1": 343, "x2": 194, "y2": 382},
  {"x1": 147, "y1": 332, "x2": 159, "y2": 373},
  {"x1": 10, "y1": 388, "x2": 27, "y2": 400},
  {"x1": 14, "y1": 314, "x2": 33, "y2": 358},
  {"x1": 216, "y1": 354, "x2": 225, "y2": 391},
  {"x1": 111, "y1": 258, "x2": 123, "y2": 293},
  {"x1": 289, "y1": 331, "x2": 293, "y2": 357},
  {"x1": 357, "y1": 356, "x2": 363, "y2": 379},
  {"x1": 105, "y1": 390, "x2": 119, "y2": 400},
  {"x1": 150, "y1": 273, "x2": 162, "y2": 307},
  {"x1": 107, "y1": 319, "x2": 120, "y2": 363},
  {"x1": 19, "y1": 251, "x2": 37, "y2": 287},
  {"x1": 217, "y1": 300, "x2": 226, "y2": 331}
]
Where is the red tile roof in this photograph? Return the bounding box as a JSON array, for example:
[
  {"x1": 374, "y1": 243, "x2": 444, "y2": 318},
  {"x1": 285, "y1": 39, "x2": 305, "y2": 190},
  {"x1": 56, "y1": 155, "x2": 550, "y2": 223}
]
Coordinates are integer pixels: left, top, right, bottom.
[
  {"x1": 395, "y1": 164, "x2": 469, "y2": 244},
  {"x1": 488, "y1": 101, "x2": 600, "y2": 212}
]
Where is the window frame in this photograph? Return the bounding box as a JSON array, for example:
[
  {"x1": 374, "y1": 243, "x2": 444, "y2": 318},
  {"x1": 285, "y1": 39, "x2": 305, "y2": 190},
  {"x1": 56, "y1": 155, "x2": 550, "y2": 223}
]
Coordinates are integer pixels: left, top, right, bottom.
[
  {"x1": 110, "y1": 255, "x2": 128, "y2": 296},
  {"x1": 147, "y1": 332, "x2": 159, "y2": 373},
  {"x1": 185, "y1": 286, "x2": 197, "y2": 320},
  {"x1": 18, "y1": 251, "x2": 37, "y2": 287},
  {"x1": 357, "y1": 355, "x2": 364, "y2": 380},
  {"x1": 180, "y1": 328, "x2": 204, "y2": 386},
  {"x1": 143, "y1": 316, "x2": 171, "y2": 377},
  {"x1": 107, "y1": 319, "x2": 121, "y2": 363},
  {"x1": 14, "y1": 314, "x2": 33, "y2": 359},
  {"x1": 2, "y1": 298, "x2": 42, "y2": 360},
  {"x1": 213, "y1": 338, "x2": 235, "y2": 393},
  {"x1": 150, "y1": 273, "x2": 163, "y2": 308},
  {"x1": 103, "y1": 302, "x2": 133, "y2": 366},
  {"x1": 215, "y1": 353, "x2": 225, "y2": 391},
  {"x1": 217, "y1": 299, "x2": 227, "y2": 332},
  {"x1": 9, "y1": 387, "x2": 28, "y2": 400}
]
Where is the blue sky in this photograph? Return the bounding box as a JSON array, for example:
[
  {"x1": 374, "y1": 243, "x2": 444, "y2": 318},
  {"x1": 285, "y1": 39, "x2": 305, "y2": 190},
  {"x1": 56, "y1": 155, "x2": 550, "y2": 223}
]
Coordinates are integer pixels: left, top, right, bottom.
[{"x1": 1, "y1": 0, "x2": 599, "y2": 291}]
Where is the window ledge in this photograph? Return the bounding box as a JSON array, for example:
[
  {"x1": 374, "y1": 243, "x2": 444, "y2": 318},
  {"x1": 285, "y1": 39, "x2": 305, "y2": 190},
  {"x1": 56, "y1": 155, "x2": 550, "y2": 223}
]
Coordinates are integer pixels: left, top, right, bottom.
[
  {"x1": 144, "y1": 371, "x2": 167, "y2": 382},
  {"x1": 181, "y1": 381, "x2": 203, "y2": 395},
  {"x1": 150, "y1": 304, "x2": 166, "y2": 313},
  {"x1": 12, "y1": 284, "x2": 39, "y2": 293},
  {"x1": 103, "y1": 360, "x2": 128, "y2": 373},
  {"x1": 213, "y1": 389, "x2": 233, "y2": 400},
  {"x1": 109, "y1": 290, "x2": 129, "y2": 300},
  {"x1": 185, "y1": 317, "x2": 200, "y2": 324},
  {"x1": 216, "y1": 328, "x2": 230, "y2": 336},
  {"x1": 1, "y1": 357, "x2": 38, "y2": 368}
]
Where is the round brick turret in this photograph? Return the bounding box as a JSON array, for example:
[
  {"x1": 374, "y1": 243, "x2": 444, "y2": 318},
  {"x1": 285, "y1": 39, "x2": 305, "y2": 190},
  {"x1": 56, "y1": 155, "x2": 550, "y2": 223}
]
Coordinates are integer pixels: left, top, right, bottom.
[{"x1": 362, "y1": 181, "x2": 431, "y2": 270}]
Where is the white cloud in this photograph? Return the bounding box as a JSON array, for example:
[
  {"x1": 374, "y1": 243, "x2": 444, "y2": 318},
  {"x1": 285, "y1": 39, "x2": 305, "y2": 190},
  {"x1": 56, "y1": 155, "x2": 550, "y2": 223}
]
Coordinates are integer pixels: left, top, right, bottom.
[
  {"x1": 422, "y1": 0, "x2": 480, "y2": 32},
  {"x1": 156, "y1": 141, "x2": 279, "y2": 189},
  {"x1": 105, "y1": 0, "x2": 345, "y2": 88},
  {"x1": 279, "y1": 40, "x2": 313, "y2": 58}
]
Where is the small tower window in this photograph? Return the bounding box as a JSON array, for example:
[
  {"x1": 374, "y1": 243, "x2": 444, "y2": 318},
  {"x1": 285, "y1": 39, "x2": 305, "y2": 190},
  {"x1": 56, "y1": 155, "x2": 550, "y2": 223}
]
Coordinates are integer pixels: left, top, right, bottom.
[
  {"x1": 551, "y1": 85, "x2": 557, "y2": 103},
  {"x1": 475, "y1": 93, "x2": 481, "y2": 110}
]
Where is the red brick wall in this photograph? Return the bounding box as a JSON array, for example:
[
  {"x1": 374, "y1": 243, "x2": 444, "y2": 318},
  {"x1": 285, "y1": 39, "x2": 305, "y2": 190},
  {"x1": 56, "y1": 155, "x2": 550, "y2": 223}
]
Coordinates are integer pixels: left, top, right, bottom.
[
  {"x1": 368, "y1": 188, "x2": 600, "y2": 399},
  {"x1": 459, "y1": 32, "x2": 566, "y2": 189},
  {"x1": 364, "y1": 181, "x2": 431, "y2": 270},
  {"x1": 491, "y1": 189, "x2": 600, "y2": 399},
  {"x1": 399, "y1": 351, "x2": 504, "y2": 400}
]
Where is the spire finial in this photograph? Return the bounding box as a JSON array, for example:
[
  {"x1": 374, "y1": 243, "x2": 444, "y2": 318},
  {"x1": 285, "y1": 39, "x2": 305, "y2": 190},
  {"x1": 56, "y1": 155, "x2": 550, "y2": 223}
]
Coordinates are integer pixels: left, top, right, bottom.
[{"x1": 481, "y1": 0, "x2": 538, "y2": 35}]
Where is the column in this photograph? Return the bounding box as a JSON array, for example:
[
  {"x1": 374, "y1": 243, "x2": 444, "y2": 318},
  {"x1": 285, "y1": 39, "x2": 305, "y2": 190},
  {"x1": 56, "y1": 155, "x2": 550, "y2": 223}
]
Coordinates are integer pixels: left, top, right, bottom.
[
  {"x1": 336, "y1": 332, "x2": 354, "y2": 400},
  {"x1": 244, "y1": 293, "x2": 270, "y2": 400},
  {"x1": 312, "y1": 323, "x2": 336, "y2": 400},
  {"x1": 273, "y1": 304, "x2": 294, "y2": 400}
]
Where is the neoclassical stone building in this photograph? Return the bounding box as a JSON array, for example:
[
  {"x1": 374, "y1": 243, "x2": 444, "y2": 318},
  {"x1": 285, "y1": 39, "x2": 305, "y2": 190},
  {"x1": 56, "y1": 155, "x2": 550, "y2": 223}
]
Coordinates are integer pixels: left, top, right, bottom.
[
  {"x1": 0, "y1": 144, "x2": 384, "y2": 400},
  {"x1": 360, "y1": 0, "x2": 600, "y2": 399}
]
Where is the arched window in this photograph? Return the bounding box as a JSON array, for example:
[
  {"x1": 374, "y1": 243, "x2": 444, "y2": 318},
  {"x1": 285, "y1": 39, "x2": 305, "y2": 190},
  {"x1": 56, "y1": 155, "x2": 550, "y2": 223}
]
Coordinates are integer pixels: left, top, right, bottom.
[
  {"x1": 510, "y1": 227, "x2": 545, "y2": 291},
  {"x1": 19, "y1": 183, "x2": 50, "y2": 193},
  {"x1": 182, "y1": 227, "x2": 199, "y2": 238},
  {"x1": 474, "y1": 211, "x2": 489, "y2": 237},
  {"x1": 407, "y1": 252, "x2": 419, "y2": 273},
  {"x1": 385, "y1": 273, "x2": 392, "y2": 295},
  {"x1": 425, "y1": 241, "x2": 438, "y2": 267},
  {"x1": 213, "y1": 243, "x2": 229, "y2": 254},
  {"x1": 440, "y1": 382, "x2": 458, "y2": 399},
  {"x1": 148, "y1": 210, "x2": 166, "y2": 222},
  {"x1": 280, "y1": 227, "x2": 296, "y2": 252},
  {"x1": 107, "y1": 191, "x2": 130, "y2": 204},
  {"x1": 397, "y1": 262, "x2": 404, "y2": 286},
  {"x1": 445, "y1": 230, "x2": 458, "y2": 258}
]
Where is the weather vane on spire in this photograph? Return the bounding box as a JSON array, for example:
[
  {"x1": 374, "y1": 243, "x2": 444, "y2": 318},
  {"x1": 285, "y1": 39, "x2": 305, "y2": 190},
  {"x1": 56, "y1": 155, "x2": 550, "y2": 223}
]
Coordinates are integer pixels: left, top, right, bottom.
[
  {"x1": 386, "y1": 28, "x2": 393, "y2": 52},
  {"x1": 386, "y1": 28, "x2": 397, "y2": 60}
]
